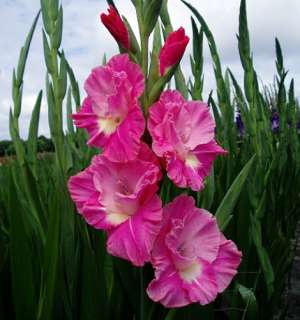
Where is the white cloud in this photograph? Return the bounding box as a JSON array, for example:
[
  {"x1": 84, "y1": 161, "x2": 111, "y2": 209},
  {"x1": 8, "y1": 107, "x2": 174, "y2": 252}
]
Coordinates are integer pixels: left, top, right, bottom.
[{"x1": 0, "y1": 0, "x2": 300, "y2": 139}]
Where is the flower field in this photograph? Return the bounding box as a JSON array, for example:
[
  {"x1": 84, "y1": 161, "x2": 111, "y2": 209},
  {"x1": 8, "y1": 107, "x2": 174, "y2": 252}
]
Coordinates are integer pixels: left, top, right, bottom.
[{"x1": 1, "y1": 0, "x2": 300, "y2": 319}]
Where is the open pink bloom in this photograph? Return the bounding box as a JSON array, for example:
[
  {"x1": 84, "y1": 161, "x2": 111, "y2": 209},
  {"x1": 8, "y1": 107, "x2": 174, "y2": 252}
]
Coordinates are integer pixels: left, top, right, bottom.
[
  {"x1": 100, "y1": 6, "x2": 130, "y2": 50},
  {"x1": 68, "y1": 143, "x2": 162, "y2": 266},
  {"x1": 147, "y1": 195, "x2": 242, "y2": 308},
  {"x1": 73, "y1": 54, "x2": 145, "y2": 162},
  {"x1": 159, "y1": 27, "x2": 189, "y2": 76},
  {"x1": 148, "y1": 90, "x2": 227, "y2": 191}
]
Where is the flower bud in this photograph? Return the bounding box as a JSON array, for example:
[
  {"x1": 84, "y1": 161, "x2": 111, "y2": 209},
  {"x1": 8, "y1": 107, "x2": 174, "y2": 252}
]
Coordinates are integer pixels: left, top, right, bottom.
[
  {"x1": 100, "y1": 6, "x2": 130, "y2": 50},
  {"x1": 159, "y1": 27, "x2": 189, "y2": 76}
]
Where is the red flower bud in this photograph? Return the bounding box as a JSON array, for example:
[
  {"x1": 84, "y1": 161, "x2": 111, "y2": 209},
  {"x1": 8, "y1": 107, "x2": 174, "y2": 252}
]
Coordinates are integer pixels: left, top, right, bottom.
[
  {"x1": 159, "y1": 27, "x2": 189, "y2": 76},
  {"x1": 100, "y1": 6, "x2": 130, "y2": 50}
]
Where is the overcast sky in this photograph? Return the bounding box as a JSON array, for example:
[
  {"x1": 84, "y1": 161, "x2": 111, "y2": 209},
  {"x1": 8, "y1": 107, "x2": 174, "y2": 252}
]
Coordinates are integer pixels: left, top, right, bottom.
[{"x1": 0, "y1": 0, "x2": 300, "y2": 139}]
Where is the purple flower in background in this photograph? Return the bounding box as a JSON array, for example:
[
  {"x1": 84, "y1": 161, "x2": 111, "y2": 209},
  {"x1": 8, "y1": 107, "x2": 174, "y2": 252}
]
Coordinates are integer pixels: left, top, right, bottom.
[
  {"x1": 271, "y1": 111, "x2": 280, "y2": 133},
  {"x1": 235, "y1": 110, "x2": 244, "y2": 137}
]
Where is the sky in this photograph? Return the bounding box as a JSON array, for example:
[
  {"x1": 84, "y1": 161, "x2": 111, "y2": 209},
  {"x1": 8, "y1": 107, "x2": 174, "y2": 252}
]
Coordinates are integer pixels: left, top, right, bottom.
[{"x1": 0, "y1": 0, "x2": 300, "y2": 139}]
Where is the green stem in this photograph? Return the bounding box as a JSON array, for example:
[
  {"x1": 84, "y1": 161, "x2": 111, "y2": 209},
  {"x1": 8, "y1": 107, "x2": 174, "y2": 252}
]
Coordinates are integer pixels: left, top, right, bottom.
[
  {"x1": 134, "y1": 1, "x2": 149, "y2": 112},
  {"x1": 141, "y1": 34, "x2": 149, "y2": 110},
  {"x1": 139, "y1": 268, "x2": 144, "y2": 320}
]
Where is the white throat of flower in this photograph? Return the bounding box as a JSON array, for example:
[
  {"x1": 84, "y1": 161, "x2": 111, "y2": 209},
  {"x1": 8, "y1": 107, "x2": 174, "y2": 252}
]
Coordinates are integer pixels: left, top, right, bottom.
[
  {"x1": 106, "y1": 211, "x2": 129, "y2": 225},
  {"x1": 179, "y1": 260, "x2": 202, "y2": 283},
  {"x1": 185, "y1": 153, "x2": 200, "y2": 169},
  {"x1": 98, "y1": 116, "x2": 121, "y2": 135}
]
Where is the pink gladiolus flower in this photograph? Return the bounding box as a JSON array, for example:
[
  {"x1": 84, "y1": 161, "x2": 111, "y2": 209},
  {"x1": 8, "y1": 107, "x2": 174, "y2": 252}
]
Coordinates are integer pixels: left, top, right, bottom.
[
  {"x1": 147, "y1": 195, "x2": 242, "y2": 308},
  {"x1": 68, "y1": 143, "x2": 162, "y2": 266},
  {"x1": 73, "y1": 54, "x2": 145, "y2": 162},
  {"x1": 159, "y1": 27, "x2": 189, "y2": 76},
  {"x1": 148, "y1": 90, "x2": 227, "y2": 191},
  {"x1": 100, "y1": 6, "x2": 130, "y2": 50}
]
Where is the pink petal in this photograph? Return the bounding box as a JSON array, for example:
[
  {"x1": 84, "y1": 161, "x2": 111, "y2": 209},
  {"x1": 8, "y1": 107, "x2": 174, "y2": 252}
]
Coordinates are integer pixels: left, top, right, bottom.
[
  {"x1": 147, "y1": 267, "x2": 190, "y2": 308},
  {"x1": 147, "y1": 90, "x2": 227, "y2": 191},
  {"x1": 148, "y1": 91, "x2": 186, "y2": 157},
  {"x1": 68, "y1": 167, "x2": 97, "y2": 213},
  {"x1": 164, "y1": 195, "x2": 220, "y2": 263},
  {"x1": 107, "y1": 195, "x2": 162, "y2": 266},
  {"x1": 193, "y1": 140, "x2": 227, "y2": 181},
  {"x1": 68, "y1": 166, "x2": 112, "y2": 229},
  {"x1": 103, "y1": 105, "x2": 145, "y2": 162},
  {"x1": 184, "y1": 101, "x2": 215, "y2": 149},
  {"x1": 84, "y1": 66, "x2": 115, "y2": 108},
  {"x1": 73, "y1": 54, "x2": 145, "y2": 158},
  {"x1": 108, "y1": 54, "x2": 144, "y2": 99},
  {"x1": 212, "y1": 236, "x2": 242, "y2": 293},
  {"x1": 182, "y1": 259, "x2": 218, "y2": 305}
]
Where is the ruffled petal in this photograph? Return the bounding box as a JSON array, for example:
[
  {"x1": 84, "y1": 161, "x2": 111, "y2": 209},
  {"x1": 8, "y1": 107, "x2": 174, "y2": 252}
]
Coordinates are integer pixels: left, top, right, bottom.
[
  {"x1": 68, "y1": 166, "x2": 113, "y2": 229},
  {"x1": 68, "y1": 166, "x2": 97, "y2": 213},
  {"x1": 107, "y1": 195, "x2": 162, "y2": 266},
  {"x1": 103, "y1": 105, "x2": 145, "y2": 162},
  {"x1": 184, "y1": 101, "x2": 215, "y2": 149},
  {"x1": 164, "y1": 196, "x2": 220, "y2": 263},
  {"x1": 147, "y1": 267, "x2": 190, "y2": 308},
  {"x1": 108, "y1": 54, "x2": 144, "y2": 99},
  {"x1": 212, "y1": 236, "x2": 242, "y2": 293},
  {"x1": 182, "y1": 259, "x2": 218, "y2": 305}
]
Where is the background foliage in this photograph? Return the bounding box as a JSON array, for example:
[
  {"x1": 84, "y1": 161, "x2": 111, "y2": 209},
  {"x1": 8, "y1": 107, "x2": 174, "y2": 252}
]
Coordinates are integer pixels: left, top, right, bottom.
[{"x1": 1, "y1": 0, "x2": 300, "y2": 319}]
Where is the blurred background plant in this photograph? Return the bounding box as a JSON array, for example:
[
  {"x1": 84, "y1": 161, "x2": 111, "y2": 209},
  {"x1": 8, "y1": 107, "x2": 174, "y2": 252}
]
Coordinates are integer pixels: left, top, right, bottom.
[{"x1": 0, "y1": 0, "x2": 300, "y2": 319}]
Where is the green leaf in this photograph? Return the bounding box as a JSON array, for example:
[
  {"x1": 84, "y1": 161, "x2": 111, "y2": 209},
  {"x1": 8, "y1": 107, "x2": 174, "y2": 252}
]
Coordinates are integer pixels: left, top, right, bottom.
[
  {"x1": 46, "y1": 76, "x2": 55, "y2": 138},
  {"x1": 27, "y1": 90, "x2": 43, "y2": 167},
  {"x1": 237, "y1": 284, "x2": 259, "y2": 320},
  {"x1": 181, "y1": 0, "x2": 226, "y2": 107},
  {"x1": 38, "y1": 184, "x2": 61, "y2": 320},
  {"x1": 160, "y1": 0, "x2": 172, "y2": 34},
  {"x1": 251, "y1": 215, "x2": 275, "y2": 297},
  {"x1": 16, "y1": 10, "x2": 40, "y2": 86},
  {"x1": 144, "y1": 0, "x2": 163, "y2": 36},
  {"x1": 199, "y1": 166, "x2": 215, "y2": 209},
  {"x1": 8, "y1": 169, "x2": 37, "y2": 320},
  {"x1": 79, "y1": 238, "x2": 107, "y2": 320},
  {"x1": 148, "y1": 63, "x2": 180, "y2": 105},
  {"x1": 66, "y1": 88, "x2": 75, "y2": 137},
  {"x1": 113, "y1": 258, "x2": 140, "y2": 315},
  {"x1": 123, "y1": 16, "x2": 141, "y2": 55},
  {"x1": 40, "y1": 0, "x2": 52, "y2": 35},
  {"x1": 64, "y1": 58, "x2": 81, "y2": 107},
  {"x1": 49, "y1": 0, "x2": 59, "y2": 21},
  {"x1": 42, "y1": 31, "x2": 53, "y2": 74},
  {"x1": 52, "y1": 6, "x2": 63, "y2": 49},
  {"x1": 148, "y1": 22, "x2": 162, "y2": 86},
  {"x1": 58, "y1": 52, "x2": 68, "y2": 100},
  {"x1": 175, "y1": 69, "x2": 189, "y2": 99},
  {"x1": 164, "y1": 309, "x2": 177, "y2": 320},
  {"x1": 275, "y1": 37, "x2": 284, "y2": 77},
  {"x1": 215, "y1": 155, "x2": 256, "y2": 230}
]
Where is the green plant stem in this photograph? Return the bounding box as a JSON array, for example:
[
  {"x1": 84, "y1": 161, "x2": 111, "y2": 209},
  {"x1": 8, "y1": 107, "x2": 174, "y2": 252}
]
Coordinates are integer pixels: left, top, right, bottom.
[
  {"x1": 134, "y1": 1, "x2": 149, "y2": 112},
  {"x1": 141, "y1": 34, "x2": 149, "y2": 110},
  {"x1": 139, "y1": 268, "x2": 144, "y2": 320}
]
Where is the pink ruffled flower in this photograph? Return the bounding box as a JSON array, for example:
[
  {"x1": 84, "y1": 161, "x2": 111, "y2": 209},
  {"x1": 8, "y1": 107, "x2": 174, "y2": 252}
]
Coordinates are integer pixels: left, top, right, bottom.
[
  {"x1": 73, "y1": 54, "x2": 145, "y2": 162},
  {"x1": 68, "y1": 143, "x2": 162, "y2": 266},
  {"x1": 148, "y1": 90, "x2": 227, "y2": 191},
  {"x1": 147, "y1": 195, "x2": 242, "y2": 308},
  {"x1": 159, "y1": 27, "x2": 189, "y2": 76}
]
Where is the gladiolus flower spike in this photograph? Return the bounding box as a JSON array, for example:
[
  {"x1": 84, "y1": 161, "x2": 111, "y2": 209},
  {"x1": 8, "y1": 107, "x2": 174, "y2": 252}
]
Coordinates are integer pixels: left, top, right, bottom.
[{"x1": 68, "y1": 6, "x2": 242, "y2": 310}]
